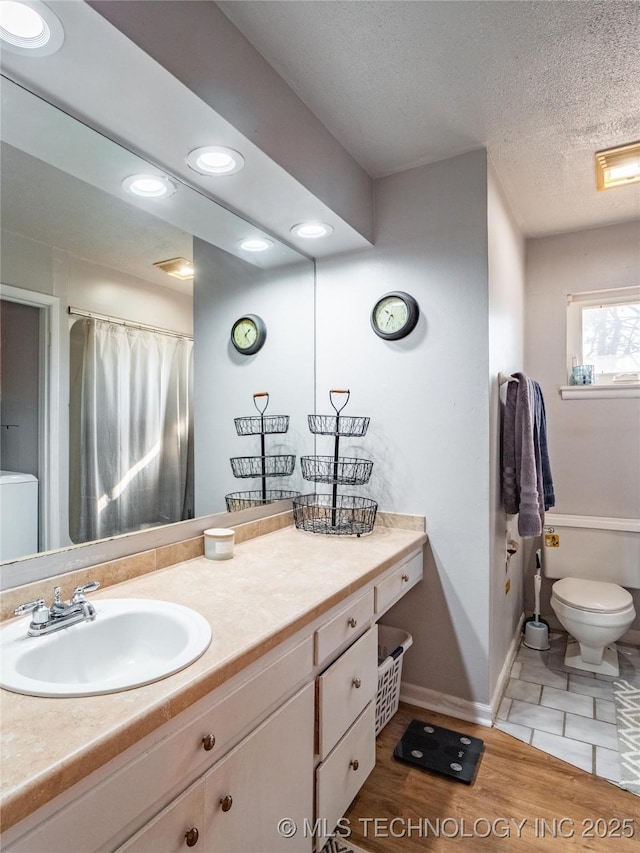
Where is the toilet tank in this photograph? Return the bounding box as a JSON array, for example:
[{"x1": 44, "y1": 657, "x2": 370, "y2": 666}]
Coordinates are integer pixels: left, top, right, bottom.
[{"x1": 543, "y1": 514, "x2": 640, "y2": 589}]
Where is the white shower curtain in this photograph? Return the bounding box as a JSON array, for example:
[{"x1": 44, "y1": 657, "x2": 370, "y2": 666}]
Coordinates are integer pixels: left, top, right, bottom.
[{"x1": 69, "y1": 318, "x2": 193, "y2": 543}]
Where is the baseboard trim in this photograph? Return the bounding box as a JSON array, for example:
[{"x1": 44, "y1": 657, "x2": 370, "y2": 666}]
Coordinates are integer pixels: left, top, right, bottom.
[
  {"x1": 489, "y1": 611, "x2": 526, "y2": 721},
  {"x1": 399, "y1": 613, "x2": 526, "y2": 730},
  {"x1": 398, "y1": 682, "x2": 494, "y2": 728}
]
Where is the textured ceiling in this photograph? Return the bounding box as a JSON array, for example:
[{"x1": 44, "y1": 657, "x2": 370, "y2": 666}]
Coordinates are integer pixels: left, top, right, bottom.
[{"x1": 219, "y1": 0, "x2": 640, "y2": 237}]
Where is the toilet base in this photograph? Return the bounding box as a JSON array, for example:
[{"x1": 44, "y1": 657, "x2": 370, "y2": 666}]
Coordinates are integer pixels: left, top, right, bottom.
[{"x1": 564, "y1": 638, "x2": 620, "y2": 677}]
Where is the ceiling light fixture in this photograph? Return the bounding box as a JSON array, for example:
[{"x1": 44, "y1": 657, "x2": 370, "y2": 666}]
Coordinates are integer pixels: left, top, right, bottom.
[
  {"x1": 0, "y1": 0, "x2": 64, "y2": 55},
  {"x1": 290, "y1": 222, "x2": 334, "y2": 239},
  {"x1": 238, "y1": 237, "x2": 273, "y2": 252},
  {"x1": 122, "y1": 174, "x2": 176, "y2": 198},
  {"x1": 186, "y1": 146, "x2": 245, "y2": 176},
  {"x1": 595, "y1": 141, "x2": 640, "y2": 190},
  {"x1": 153, "y1": 257, "x2": 194, "y2": 281}
]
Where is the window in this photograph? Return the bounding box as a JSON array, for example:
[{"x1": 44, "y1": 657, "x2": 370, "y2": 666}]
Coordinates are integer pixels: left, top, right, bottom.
[{"x1": 567, "y1": 287, "x2": 640, "y2": 385}]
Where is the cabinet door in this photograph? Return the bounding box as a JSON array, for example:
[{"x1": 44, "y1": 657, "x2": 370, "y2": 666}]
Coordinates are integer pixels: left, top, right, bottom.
[
  {"x1": 204, "y1": 683, "x2": 314, "y2": 853},
  {"x1": 117, "y1": 781, "x2": 204, "y2": 853}
]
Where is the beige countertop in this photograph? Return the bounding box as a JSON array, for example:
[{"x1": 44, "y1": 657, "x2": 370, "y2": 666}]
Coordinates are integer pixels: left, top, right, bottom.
[{"x1": 0, "y1": 524, "x2": 426, "y2": 833}]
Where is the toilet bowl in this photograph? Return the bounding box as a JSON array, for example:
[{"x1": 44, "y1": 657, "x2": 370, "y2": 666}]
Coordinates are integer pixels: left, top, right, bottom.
[{"x1": 550, "y1": 577, "x2": 636, "y2": 676}]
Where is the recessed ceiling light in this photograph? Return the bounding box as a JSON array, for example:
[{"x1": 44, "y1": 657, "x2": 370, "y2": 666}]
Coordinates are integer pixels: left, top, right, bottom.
[
  {"x1": 122, "y1": 174, "x2": 176, "y2": 198},
  {"x1": 153, "y1": 257, "x2": 194, "y2": 280},
  {"x1": 595, "y1": 142, "x2": 640, "y2": 190},
  {"x1": 238, "y1": 237, "x2": 273, "y2": 252},
  {"x1": 186, "y1": 146, "x2": 245, "y2": 176},
  {"x1": 290, "y1": 222, "x2": 334, "y2": 239},
  {"x1": 0, "y1": 0, "x2": 64, "y2": 55}
]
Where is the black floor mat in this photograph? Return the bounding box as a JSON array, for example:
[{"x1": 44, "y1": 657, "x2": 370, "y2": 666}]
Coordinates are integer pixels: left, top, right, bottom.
[{"x1": 393, "y1": 719, "x2": 484, "y2": 784}]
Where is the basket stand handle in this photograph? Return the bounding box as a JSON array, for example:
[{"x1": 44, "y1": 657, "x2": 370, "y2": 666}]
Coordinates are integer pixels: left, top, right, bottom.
[
  {"x1": 253, "y1": 392, "x2": 269, "y2": 415},
  {"x1": 329, "y1": 389, "x2": 350, "y2": 415}
]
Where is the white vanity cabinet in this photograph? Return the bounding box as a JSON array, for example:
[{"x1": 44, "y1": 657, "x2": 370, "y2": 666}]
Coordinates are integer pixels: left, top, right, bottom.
[
  {"x1": 1, "y1": 541, "x2": 424, "y2": 853},
  {"x1": 119, "y1": 684, "x2": 315, "y2": 853}
]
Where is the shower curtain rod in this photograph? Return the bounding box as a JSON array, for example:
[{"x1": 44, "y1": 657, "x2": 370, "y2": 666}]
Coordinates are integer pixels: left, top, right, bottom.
[{"x1": 68, "y1": 307, "x2": 193, "y2": 340}]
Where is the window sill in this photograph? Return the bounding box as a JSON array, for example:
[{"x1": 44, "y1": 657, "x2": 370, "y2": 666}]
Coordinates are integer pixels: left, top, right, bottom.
[{"x1": 560, "y1": 384, "x2": 640, "y2": 400}]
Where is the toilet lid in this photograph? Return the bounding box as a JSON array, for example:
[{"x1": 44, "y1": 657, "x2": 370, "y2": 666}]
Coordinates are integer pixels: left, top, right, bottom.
[{"x1": 552, "y1": 577, "x2": 633, "y2": 613}]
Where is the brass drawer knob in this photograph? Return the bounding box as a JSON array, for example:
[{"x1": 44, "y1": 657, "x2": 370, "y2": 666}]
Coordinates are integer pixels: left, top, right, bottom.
[
  {"x1": 347, "y1": 617, "x2": 357, "y2": 628},
  {"x1": 202, "y1": 734, "x2": 216, "y2": 751},
  {"x1": 350, "y1": 759, "x2": 359, "y2": 771},
  {"x1": 352, "y1": 677, "x2": 362, "y2": 689},
  {"x1": 220, "y1": 794, "x2": 233, "y2": 812},
  {"x1": 401, "y1": 573, "x2": 409, "y2": 582},
  {"x1": 184, "y1": 827, "x2": 199, "y2": 847}
]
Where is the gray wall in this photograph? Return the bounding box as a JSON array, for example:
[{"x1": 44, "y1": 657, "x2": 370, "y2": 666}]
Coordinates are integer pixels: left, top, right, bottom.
[
  {"x1": 525, "y1": 220, "x2": 640, "y2": 632},
  {"x1": 315, "y1": 149, "x2": 498, "y2": 708},
  {"x1": 193, "y1": 241, "x2": 315, "y2": 517}
]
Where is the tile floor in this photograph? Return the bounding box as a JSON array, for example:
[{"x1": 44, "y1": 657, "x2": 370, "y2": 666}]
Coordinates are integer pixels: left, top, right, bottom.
[{"x1": 495, "y1": 630, "x2": 640, "y2": 785}]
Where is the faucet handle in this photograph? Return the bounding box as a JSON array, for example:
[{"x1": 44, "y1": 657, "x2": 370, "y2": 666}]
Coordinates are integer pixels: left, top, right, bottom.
[
  {"x1": 71, "y1": 580, "x2": 100, "y2": 602},
  {"x1": 14, "y1": 598, "x2": 50, "y2": 625},
  {"x1": 14, "y1": 598, "x2": 46, "y2": 616}
]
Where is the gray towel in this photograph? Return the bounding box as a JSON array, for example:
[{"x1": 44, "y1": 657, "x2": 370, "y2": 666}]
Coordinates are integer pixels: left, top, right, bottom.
[
  {"x1": 532, "y1": 379, "x2": 555, "y2": 511},
  {"x1": 501, "y1": 373, "x2": 553, "y2": 537}
]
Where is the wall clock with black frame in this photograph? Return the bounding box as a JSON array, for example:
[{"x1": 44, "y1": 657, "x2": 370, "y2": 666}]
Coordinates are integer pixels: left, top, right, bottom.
[
  {"x1": 371, "y1": 291, "x2": 419, "y2": 340},
  {"x1": 231, "y1": 314, "x2": 267, "y2": 355}
]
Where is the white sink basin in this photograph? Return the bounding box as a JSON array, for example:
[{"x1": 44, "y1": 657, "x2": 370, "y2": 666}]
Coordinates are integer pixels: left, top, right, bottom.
[{"x1": 0, "y1": 599, "x2": 212, "y2": 697}]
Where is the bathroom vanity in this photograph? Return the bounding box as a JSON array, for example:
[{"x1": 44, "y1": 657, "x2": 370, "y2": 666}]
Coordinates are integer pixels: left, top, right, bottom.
[{"x1": 0, "y1": 522, "x2": 426, "y2": 852}]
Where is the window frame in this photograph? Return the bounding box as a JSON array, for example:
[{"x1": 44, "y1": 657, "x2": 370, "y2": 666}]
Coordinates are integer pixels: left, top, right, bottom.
[{"x1": 566, "y1": 286, "x2": 640, "y2": 393}]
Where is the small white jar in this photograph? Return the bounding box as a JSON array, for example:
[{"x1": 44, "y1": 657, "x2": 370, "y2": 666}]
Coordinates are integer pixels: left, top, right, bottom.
[{"x1": 204, "y1": 528, "x2": 235, "y2": 560}]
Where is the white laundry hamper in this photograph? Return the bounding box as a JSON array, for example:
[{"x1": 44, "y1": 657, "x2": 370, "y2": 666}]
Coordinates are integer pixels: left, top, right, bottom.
[{"x1": 375, "y1": 625, "x2": 413, "y2": 736}]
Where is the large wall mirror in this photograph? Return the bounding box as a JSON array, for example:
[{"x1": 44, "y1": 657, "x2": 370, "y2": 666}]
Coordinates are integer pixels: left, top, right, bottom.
[{"x1": 0, "y1": 78, "x2": 315, "y2": 588}]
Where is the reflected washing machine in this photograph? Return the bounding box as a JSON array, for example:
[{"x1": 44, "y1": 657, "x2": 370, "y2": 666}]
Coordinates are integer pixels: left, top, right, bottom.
[{"x1": 0, "y1": 471, "x2": 38, "y2": 561}]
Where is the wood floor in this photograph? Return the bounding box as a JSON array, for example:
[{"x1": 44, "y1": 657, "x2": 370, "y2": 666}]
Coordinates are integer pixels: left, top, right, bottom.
[{"x1": 344, "y1": 702, "x2": 639, "y2": 852}]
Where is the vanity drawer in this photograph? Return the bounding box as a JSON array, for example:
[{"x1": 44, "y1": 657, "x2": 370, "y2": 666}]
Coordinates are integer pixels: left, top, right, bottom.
[
  {"x1": 314, "y1": 589, "x2": 374, "y2": 665},
  {"x1": 316, "y1": 701, "x2": 376, "y2": 847},
  {"x1": 317, "y1": 626, "x2": 377, "y2": 760},
  {"x1": 374, "y1": 551, "x2": 423, "y2": 615},
  {"x1": 170, "y1": 635, "x2": 314, "y2": 777}
]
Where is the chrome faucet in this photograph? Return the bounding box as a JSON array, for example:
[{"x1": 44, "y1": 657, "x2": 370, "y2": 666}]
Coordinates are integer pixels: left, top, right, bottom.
[{"x1": 14, "y1": 581, "x2": 100, "y2": 637}]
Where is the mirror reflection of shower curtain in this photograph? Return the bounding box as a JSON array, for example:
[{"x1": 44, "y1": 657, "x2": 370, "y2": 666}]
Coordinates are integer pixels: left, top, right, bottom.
[{"x1": 69, "y1": 318, "x2": 194, "y2": 543}]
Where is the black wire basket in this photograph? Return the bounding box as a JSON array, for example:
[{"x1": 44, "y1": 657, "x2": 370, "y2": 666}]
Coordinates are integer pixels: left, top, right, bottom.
[
  {"x1": 307, "y1": 414, "x2": 370, "y2": 437},
  {"x1": 230, "y1": 455, "x2": 296, "y2": 479},
  {"x1": 300, "y1": 455, "x2": 373, "y2": 485},
  {"x1": 234, "y1": 414, "x2": 290, "y2": 436},
  {"x1": 293, "y1": 493, "x2": 378, "y2": 536},
  {"x1": 225, "y1": 489, "x2": 300, "y2": 512}
]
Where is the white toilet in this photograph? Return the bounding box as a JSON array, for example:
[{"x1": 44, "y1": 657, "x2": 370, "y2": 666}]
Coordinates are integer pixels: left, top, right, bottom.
[{"x1": 544, "y1": 515, "x2": 640, "y2": 677}]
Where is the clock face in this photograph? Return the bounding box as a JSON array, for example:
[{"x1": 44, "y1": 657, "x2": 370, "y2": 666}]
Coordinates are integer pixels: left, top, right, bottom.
[
  {"x1": 231, "y1": 314, "x2": 266, "y2": 355},
  {"x1": 371, "y1": 291, "x2": 419, "y2": 340}
]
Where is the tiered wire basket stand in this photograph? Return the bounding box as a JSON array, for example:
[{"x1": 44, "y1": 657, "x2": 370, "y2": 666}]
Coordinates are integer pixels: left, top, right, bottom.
[
  {"x1": 294, "y1": 389, "x2": 377, "y2": 536},
  {"x1": 225, "y1": 392, "x2": 299, "y2": 512}
]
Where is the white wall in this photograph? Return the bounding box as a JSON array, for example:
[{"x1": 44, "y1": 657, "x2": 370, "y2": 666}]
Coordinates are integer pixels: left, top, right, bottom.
[
  {"x1": 315, "y1": 149, "x2": 496, "y2": 708},
  {"x1": 525, "y1": 220, "x2": 640, "y2": 629},
  {"x1": 487, "y1": 163, "x2": 526, "y2": 695},
  {"x1": 193, "y1": 240, "x2": 315, "y2": 517}
]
